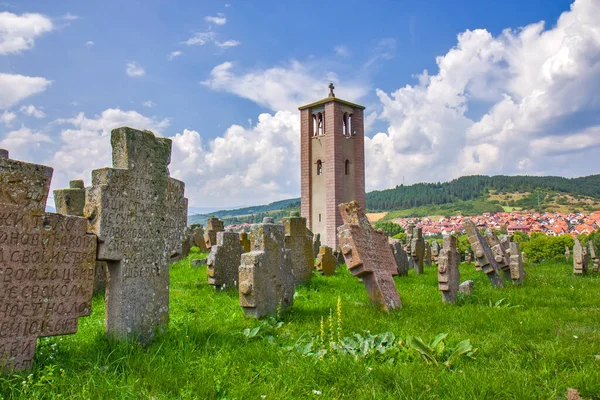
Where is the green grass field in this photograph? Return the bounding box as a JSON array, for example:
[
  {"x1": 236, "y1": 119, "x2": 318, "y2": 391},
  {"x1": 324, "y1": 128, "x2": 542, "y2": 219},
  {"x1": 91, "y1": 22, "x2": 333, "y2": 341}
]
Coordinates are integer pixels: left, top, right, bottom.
[{"x1": 1, "y1": 248, "x2": 599, "y2": 399}]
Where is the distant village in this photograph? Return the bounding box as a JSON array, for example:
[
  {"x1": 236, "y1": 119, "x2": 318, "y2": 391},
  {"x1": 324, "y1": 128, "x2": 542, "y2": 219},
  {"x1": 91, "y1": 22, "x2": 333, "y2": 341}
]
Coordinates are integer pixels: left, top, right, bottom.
[{"x1": 392, "y1": 211, "x2": 600, "y2": 237}]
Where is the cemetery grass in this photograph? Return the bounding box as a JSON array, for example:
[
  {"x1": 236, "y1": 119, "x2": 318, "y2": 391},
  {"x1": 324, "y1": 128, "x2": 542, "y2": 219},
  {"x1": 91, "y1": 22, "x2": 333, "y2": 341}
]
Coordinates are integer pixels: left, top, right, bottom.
[{"x1": 1, "y1": 250, "x2": 599, "y2": 399}]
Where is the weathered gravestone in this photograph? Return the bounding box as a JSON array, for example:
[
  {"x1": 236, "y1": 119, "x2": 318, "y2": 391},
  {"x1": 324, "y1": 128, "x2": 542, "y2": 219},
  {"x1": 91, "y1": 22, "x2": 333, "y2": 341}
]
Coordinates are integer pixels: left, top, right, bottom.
[
  {"x1": 179, "y1": 227, "x2": 192, "y2": 260},
  {"x1": 437, "y1": 236, "x2": 460, "y2": 304},
  {"x1": 424, "y1": 242, "x2": 432, "y2": 267},
  {"x1": 282, "y1": 211, "x2": 314, "y2": 285},
  {"x1": 458, "y1": 280, "x2": 474, "y2": 296},
  {"x1": 84, "y1": 127, "x2": 188, "y2": 344},
  {"x1": 337, "y1": 201, "x2": 401, "y2": 311},
  {"x1": 573, "y1": 238, "x2": 588, "y2": 276},
  {"x1": 508, "y1": 242, "x2": 525, "y2": 284},
  {"x1": 312, "y1": 233, "x2": 321, "y2": 259},
  {"x1": 203, "y1": 217, "x2": 224, "y2": 250},
  {"x1": 207, "y1": 230, "x2": 242, "y2": 289},
  {"x1": 239, "y1": 231, "x2": 250, "y2": 254},
  {"x1": 54, "y1": 180, "x2": 107, "y2": 294},
  {"x1": 484, "y1": 229, "x2": 511, "y2": 280},
  {"x1": 165, "y1": 179, "x2": 188, "y2": 262},
  {"x1": 389, "y1": 239, "x2": 409, "y2": 276},
  {"x1": 238, "y1": 218, "x2": 294, "y2": 318},
  {"x1": 431, "y1": 240, "x2": 440, "y2": 264},
  {"x1": 463, "y1": 219, "x2": 504, "y2": 288},
  {"x1": 0, "y1": 150, "x2": 97, "y2": 373},
  {"x1": 192, "y1": 226, "x2": 208, "y2": 252},
  {"x1": 410, "y1": 227, "x2": 425, "y2": 274},
  {"x1": 315, "y1": 246, "x2": 336, "y2": 276},
  {"x1": 565, "y1": 246, "x2": 571, "y2": 262},
  {"x1": 588, "y1": 241, "x2": 599, "y2": 273}
]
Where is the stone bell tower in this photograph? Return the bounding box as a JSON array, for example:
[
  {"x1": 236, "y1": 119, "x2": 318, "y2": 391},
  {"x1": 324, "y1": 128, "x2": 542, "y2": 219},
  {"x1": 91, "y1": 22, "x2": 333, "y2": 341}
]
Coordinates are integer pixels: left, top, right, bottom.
[{"x1": 299, "y1": 84, "x2": 366, "y2": 249}]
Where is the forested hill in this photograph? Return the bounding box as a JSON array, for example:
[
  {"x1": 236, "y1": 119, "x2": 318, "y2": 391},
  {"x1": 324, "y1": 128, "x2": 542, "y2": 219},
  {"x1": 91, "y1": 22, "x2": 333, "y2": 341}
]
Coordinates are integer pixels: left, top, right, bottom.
[{"x1": 366, "y1": 175, "x2": 600, "y2": 211}]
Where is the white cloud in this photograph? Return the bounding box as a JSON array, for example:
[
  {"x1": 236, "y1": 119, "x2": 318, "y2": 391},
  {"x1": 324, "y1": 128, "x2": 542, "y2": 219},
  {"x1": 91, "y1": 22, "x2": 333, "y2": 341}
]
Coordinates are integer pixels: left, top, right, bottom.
[
  {"x1": 126, "y1": 62, "x2": 145, "y2": 77},
  {"x1": 182, "y1": 31, "x2": 215, "y2": 46},
  {"x1": 364, "y1": 0, "x2": 600, "y2": 190},
  {"x1": 85, "y1": 40, "x2": 94, "y2": 46},
  {"x1": 334, "y1": 45, "x2": 351, "y2": 57},
  {"x1": 0, "y1": 11, "x2": 53, "y2": 54},
  {"x1": 201, "y1": 60, "x2": 368, "y2": 112},
  {"x1": 205, "y1": 13, "x2": 226, "y2": 25},
  {"x1": 0, "y1": 73, "x2": 52, "y2": 110},
  {"x1": 19, "y1": 104, "x2": 46, "y2": 118},
  {"x1": 62, "y1": 13, "x2": 78, "y2": 21},
  {"x1": 215, "y1": 39, "x2": 240, "y2": 48},
  {"x1": 0, "y1": 110, "x2": 16, "y2": 127},
  {"x1": 0, "y1": 126, "x2": 52, "y2": 161},
  {"x1": 168, "y1": 50, "x2": 182, "y2": 60},
  {"x1": 143, "y1": 100, "x2": 156, "y2": 108}
]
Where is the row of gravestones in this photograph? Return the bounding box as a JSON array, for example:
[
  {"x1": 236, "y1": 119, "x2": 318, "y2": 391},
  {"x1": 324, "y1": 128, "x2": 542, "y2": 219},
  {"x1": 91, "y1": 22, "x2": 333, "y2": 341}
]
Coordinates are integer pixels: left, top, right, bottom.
[
  {"x1": 572, "y1": 239, "x2": 599, "y2": 275},
  {"x1": 0, "y1": 127, "x2": 188, "y2": 373}
]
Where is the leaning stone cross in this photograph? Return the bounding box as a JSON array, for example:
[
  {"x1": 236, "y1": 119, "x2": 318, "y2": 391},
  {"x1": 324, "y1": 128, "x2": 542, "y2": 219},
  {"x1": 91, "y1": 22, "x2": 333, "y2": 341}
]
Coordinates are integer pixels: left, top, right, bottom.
[
  {"x1": 85, "y1": 127, "x2": 187, "y2": 344},
  {"x1": 463, "y1": 219, "x2": 504, "y2": 288},
  {"x1": 0, "y1": 150, "x2": 96, "y2": 373}
]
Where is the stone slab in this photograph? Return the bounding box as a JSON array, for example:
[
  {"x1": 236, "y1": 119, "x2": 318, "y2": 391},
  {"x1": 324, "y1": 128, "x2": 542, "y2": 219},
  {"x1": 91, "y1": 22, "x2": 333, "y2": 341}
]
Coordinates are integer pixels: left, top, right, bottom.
[{"x1": 463, "y1": 219, "x2": 504, "y2": 288}]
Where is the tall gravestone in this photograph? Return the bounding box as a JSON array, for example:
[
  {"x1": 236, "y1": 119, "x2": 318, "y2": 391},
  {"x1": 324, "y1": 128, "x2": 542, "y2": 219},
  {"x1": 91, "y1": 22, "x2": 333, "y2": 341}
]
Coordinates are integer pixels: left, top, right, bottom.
[
  {"x1": 0, "y1": 150, "x2": 97, "y2": 372},
  {"x1": 588, "y1": 241, "x2": 599, "y2": 273},
  {"x1": 389, "y1": 239, "x2": 409, "y2": 276},
  {"x1": 165, "y1": 179, "x2": 188, "y2": 261},
  {"x1": 437, "y1": 236, "x2": 460, "y2": 304},
  {"x1": 54, "y1": 180, "x2": 107, "y2": 294},
  {"x1": 573, "y1": 239, "x2": 588, "y2": 276},
  {"x1": 207, "y1": 230, "x2": 242, "y2": 289},
  {"x1": 508, "y1": 242, "x2": 525, "y2": 284},
  {"x1": 484, "y1": 229, "x2": 511, "y2": 280},
  {"x1": 312, "y1": 233, "x2": 321, "y2": 259},
  {"x1": 424, "y1": 242, "x2": 432, "y2": 266},
  {"x1": 463, "y1": 219, "x2": 504, "y2": 288},
  {"x1": 238, "y1": 218, "x2": 295, "y2": 318},
  {"x1": 565, "y1": 246, "x2": 571, "y2": 262},
  {"x1": 239, "y1": 231, "x2": 250, "y2": 254},
  {"x1": 411, "y1": 227, "x2": 425, "y2": 274},
  {"x1": 84, "y1": 127, "x2": 188, "y2": 344},
  {"x1": 337, "y1": 201, "x2": 401, "y2": 311},
  {"x1": 282, "y1": 211, "x2": 314, "y2": 285},
  {"x1": 204, "y1": 217, "x2": 224, "y2": 250},
  {"x1": 315, "y1": 245, "x2": 336, "y2": 276}
]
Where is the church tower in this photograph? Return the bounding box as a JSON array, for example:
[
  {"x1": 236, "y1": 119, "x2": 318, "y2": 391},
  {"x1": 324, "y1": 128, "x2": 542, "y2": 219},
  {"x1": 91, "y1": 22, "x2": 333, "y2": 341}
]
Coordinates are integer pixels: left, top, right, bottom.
[{"x1": 299, "y1": 84, "x2": 366, "y2": 249}]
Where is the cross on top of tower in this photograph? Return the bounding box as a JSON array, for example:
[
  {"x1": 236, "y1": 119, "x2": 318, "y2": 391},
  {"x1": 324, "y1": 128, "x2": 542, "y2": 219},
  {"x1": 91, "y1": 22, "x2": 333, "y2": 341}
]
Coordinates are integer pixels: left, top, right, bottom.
[{"x1": 328, "y1": 82, "x2": 335, "y2": 98}]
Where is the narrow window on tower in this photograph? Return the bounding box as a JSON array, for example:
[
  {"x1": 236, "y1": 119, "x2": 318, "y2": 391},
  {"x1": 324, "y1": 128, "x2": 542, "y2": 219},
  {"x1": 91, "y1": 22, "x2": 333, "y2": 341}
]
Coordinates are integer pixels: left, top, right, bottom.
[
  {"x1": 342, "y1": 113, "x2": 347, "y2": 135},
  {"x1": 318, "y1": 113, "x2": 323, "y2": 135},
  {"x1": 348, "y1": 114, "x2": 353, "y2": 135},
  {"x1": 317, "y1": 160, "x2": 323, "y2": 175},
  {"x1": 345, "y1": 160, "x2": 350, "y2": 175},
  {"x1": 319, "y1": 213, "x2": 322, "y2": 222},
  {"x1": 312, "y1": 114, "x2": 317, "y2": 136}
]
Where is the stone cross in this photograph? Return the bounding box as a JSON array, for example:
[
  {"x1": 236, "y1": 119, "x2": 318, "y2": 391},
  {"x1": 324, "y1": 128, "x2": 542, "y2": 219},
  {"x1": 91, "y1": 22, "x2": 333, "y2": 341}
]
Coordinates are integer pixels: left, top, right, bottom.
[
  {"x1": 589, "y1": 241, "x2": 599, "y2": 273},
  {"x1": 328, "y1": 82, "x2": 335, "y2": 98},
  {"x1": 0, "y1": 151, "x2": 96, "y2": 373},
  {"x1": 239, "y1": 231, "x2": 250, "y2": 253},
  {"x1": 238, "y1": 218, "x2": 294, "y2": 318},
  {"x1": 282, "y1": 211, "x2": 314, "y2": 285},
  {"x1": 410, "y1": 227, "x2": 425, "y2": 274},
  {"x1": 389, "y1": 239, "x2": 409, "y2": 276},
  {"x1": 508, "y1": 242, "x2": 525, "y2": 284},
  {"x1": 463, "y1": 219, "x2": 504, "y2": 288},
  {"x1": 573, "y1": 238, "x2": 588, "y2": 275},
  {"x1": 484, "y1": 229, "x2": 511, "y2": 280},
  {"x1": 204, "y1": 217, "x2": 224, "y2": 250},
  {"x1": 437, "y1": 236, "x2": 460, "y2": 304},
  {"x1": 337, "y1": 201, "x2": 401, "y2": 311},
  {"x1": 315, "y1": 245, "x2": 336, "y2": 275},
  {"x1": 207, "y1": 230, "x2": 242, "y2": 289},
  {"x1": 312, "y1": 233, "x2": 321, "y2": 259},
  {"x1": 54, "y1": 180, "x2": 107, "y2": 295},
  {"x1": 84, "y1": 127, "x2": 188, "y2": 344}
]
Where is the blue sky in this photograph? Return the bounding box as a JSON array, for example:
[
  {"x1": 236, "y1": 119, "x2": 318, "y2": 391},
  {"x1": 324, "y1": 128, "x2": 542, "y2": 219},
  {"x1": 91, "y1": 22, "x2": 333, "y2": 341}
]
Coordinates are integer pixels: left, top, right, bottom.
[{"x1": 1, "y1": 0, "x2": 598, "y2": 211}]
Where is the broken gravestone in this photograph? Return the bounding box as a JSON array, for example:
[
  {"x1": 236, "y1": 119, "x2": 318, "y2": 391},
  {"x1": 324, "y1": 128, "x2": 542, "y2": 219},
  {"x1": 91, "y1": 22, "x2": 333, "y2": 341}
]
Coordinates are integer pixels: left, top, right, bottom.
[
  {"x1": 573, "y1": 238, "x2": 588, "y2": 276},
  {"x1": 0, "y1": 150, "x2": 96, "y2": 373},
  {"x1": 438, "y1": 235, "x2": 460, "y2": 304},
  {"x1": 312, "y1": 233, "x2": 321, "y2": 259},
  {"x1": 389, "y1": 239, "x2": 409, "y2": 276},
  {"x1": 239, "y1": 231, "x2": 250, "y2": 253},
  {"x1": 484, "y1": 229, "x2": 511, "y2": 280},
  {"x1": 207, "y1": 230, "x2": 242, "y2": 289},
  {"x1": 192, "y1": 226, "x2": 208, "y2": 252},
  {"x1": 337, "y1": 201, "x2": 401, "y2": 311},
  {"x1": 238, "y1": 218, "x2": 294, "y2": 318},
  {"x1": 315, "y1": 246, "x2": 336, "y2": 276},
  {"x1": 508, "y1": 242, "x2": 525, "y2": 284},
  {"x1": 282, "y1": 211, "x2": 314, "y2": 285},
  {"x1": 463, "y1": 219, "x2": 504, "y2": 288},
  {"x1": 588, "y1": 241, "x2": 599, "y2": 273},
  {"x1": 84, "y1": 127, "x2": 188, "y2": 344},
  {"x1": 458, "y1": 280, "x2": 474, "y2": 296},
  {"x1": 410, "y1": 227, "x2": 425, "y2": 274},
  {"x1": 203, "y1": 217, "x2": 224, "y2": 250},
  {"x1": 54, "y1": 180, "x2": 107, "y2": 294}
]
